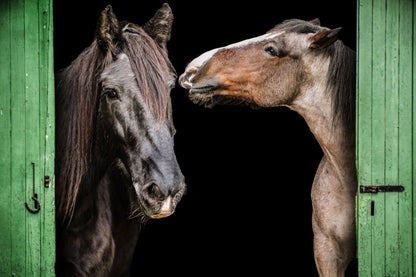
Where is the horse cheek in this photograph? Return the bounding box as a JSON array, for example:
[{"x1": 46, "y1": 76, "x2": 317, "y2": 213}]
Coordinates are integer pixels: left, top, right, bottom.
[
  {"x1": 248, "y1": 68, "x2": 281, "y2": 107},
  {"x1": 101, "y1": 101, "x2": 124, "y2": 140},
  {"x1": 271, "y1": 61, "x2": 302, "y2": 105}
]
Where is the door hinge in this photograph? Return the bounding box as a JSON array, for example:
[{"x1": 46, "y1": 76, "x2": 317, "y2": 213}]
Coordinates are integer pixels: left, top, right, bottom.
[{"x1": 360, "y1": 185, "x2": 404, "y2": 193}]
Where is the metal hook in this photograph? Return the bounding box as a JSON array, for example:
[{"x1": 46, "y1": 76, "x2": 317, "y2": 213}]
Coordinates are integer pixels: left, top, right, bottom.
[
  {"x1": 25, "y1": 162, "x2": 41, "y2": 214},
  {"x1": 25, "y1": 193, "x2": 41, "y2": 214}
]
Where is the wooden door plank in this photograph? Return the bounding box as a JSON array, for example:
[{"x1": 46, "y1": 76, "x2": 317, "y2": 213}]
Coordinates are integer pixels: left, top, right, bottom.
[
  {"x1": 413, "y1": 2, "x2": 416, "y2": 273},
  {"x1": 397, "y1": 1, "x2": 413, "y2": 276},
  {"x1": 384, "y1": 0, "x2": 400, "y2": 275},
  {"x1": 38, "y1": 0, "x2": 55, "y2": 274},
  {"x1": 356, "y1": 0, "x2": 374, "y2": 275},
  {"x1": 9, "y1": 0, "x2": 27, "y2": 274},
  {"x1": 24, "y1": 0, "x2": 42, "y2": 275},
  {"x1": 0, "y1": 1, "x2": 12, "y2": 275},
  {"x1": 413, "y1": 4, "x2": 416, "y2": 275},
  {"x1": 370, "y1": 0, "x2": 387, "y2": 275}
]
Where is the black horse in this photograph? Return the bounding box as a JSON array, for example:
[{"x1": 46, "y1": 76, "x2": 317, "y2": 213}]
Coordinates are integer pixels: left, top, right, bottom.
[{"x1": 55, "y1": 4, "x2": 185, "y2": 275}]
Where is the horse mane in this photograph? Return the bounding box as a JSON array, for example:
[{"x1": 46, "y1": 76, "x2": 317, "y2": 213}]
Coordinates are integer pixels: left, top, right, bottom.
[
  {"x1": 270, "y1": 19, "x2": 356, "y2": 130},
  {"x1": 56, "y1": 23, "x2": 174, "y2": 225},
  {"x1": 324, "y1": 41, "x2": 356, "y2": 131}
]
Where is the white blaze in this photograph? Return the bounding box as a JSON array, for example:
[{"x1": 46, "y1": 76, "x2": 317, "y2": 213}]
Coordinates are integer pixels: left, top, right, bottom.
[{"x1": 185, "y1": 31, "x2": 285, "y2": 70}]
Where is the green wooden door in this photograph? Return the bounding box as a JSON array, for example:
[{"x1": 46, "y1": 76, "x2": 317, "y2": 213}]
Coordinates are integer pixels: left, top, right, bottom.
[
  {"x1": 356, "y1": 0, "x2": 415, "y2": 276},
  {"x1": 0, "y1": 0, "x2": 55, "y2": 275}
]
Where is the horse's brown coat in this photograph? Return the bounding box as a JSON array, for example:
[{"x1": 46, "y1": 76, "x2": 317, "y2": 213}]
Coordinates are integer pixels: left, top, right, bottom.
[{"x1": 180, "y1": 19, "x2": 356, "y2": 277}]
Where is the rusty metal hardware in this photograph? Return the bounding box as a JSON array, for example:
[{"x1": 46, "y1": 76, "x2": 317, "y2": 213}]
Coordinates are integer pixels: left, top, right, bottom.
[
  {"x1": 44, "y1": 175, "x2": 50, "y2": 188},
  {"x1": 25, "y1": 193, "x2": 41, "y2": 214},
  {"x1": 360, "y1": 185, "x2": 404, "y2": 193},
  {"x1": 25, "y1": 162, "x2": 41, "y2": 214}
]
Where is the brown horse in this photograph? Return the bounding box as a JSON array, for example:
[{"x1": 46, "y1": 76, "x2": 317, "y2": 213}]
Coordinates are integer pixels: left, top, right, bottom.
[{"x1": 179, "y1": 19, "x2": 356, "y2": 277}]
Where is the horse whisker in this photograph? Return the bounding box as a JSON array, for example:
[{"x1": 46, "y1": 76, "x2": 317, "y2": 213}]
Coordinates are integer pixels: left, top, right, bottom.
[{"x1": 128, "y1": 206, "x2": 149, "y2": 223}]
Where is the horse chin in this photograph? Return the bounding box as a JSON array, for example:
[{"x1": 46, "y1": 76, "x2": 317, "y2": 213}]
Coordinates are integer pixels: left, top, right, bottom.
[
  {"x1": 140, "y1": 203, "x2": 174, "y2": 220},
  {"x1": 149, "y1": 212, "x2": 172, "y2": 219},
  {"x1": 187, "y1": 90, "x2": 216, "y2": 107},
  {"x1": 188, "y1": 91, "x2": 255, "y2": 109}
]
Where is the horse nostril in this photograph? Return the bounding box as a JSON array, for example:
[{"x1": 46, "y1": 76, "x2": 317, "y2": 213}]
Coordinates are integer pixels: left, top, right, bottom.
[
  {"x1": 179, "y1": 74, "x2": 192, "y2": 89},
  {"x1": 179, "y1": 67, "x2": 198, "y2": 89},
  {"x1": 144, "y1": 182, "x2": 164, "y2": 200},
  {"x1": 185, "y1": 70, "x2": 196, "y2": 82}
]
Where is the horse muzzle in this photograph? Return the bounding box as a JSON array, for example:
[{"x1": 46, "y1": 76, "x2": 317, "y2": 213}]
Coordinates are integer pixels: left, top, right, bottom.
[
  {"x1": 135, "y1": 181, "x2": 185, "y2": 220},
  {"x1": 149, "y1": 196, "x2": 174, "y2": 219},
  {"x1": 179, "y1": 67, "x2": 198, "y2": 90},
  {"x1": 180, "y1": 71, "x2": 221, "y2": 96}
]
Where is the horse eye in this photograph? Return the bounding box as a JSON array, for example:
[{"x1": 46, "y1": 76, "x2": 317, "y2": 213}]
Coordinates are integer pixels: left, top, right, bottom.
[
  {"x1": 104, "y1": 88, "x2": 118, "y2": 99},
  {"x1": 265, "y1": 46, "x2": 279, "y2": 57}
]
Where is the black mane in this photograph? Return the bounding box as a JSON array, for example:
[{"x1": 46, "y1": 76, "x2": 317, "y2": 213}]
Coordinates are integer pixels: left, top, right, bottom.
[{"x1": 325, "y1": 40, "x2": 356, "y2": 130}]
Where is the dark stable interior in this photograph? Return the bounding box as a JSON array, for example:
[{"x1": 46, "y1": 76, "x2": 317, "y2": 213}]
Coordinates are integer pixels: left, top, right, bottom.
[{"x1": 54, "y1": 1, "x2": 357, "y2": 276}]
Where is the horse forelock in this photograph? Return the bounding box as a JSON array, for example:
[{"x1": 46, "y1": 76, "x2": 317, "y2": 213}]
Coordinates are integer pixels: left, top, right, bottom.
[{"x1": 121, "y1": 25, "x2": 175, "y2": 122}]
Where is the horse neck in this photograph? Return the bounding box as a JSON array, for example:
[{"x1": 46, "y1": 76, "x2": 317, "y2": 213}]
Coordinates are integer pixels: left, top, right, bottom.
[
  {"x1": 68, "y1": 143, "x2": 113, "y2": 229},
  {"x1": 291, "y1": 71, "x2": 355, "y2": 178},
  {"x1": 68, "y1": 164, "x2": 99, "y2": 228}
]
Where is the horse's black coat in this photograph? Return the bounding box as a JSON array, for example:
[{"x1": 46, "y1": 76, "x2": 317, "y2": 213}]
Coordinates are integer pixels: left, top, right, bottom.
[{"x1": 55, "y1": 4, "x2": 185, "y2": 275}]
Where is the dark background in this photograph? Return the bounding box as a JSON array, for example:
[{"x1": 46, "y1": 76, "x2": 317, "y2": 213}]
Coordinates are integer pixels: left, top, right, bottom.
[{"x1": 54, "y1": 1, "x2": 357, "y2": 276}]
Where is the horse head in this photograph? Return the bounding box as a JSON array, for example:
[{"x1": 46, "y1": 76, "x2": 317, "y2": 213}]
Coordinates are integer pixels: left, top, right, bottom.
[
  {"x1": 95, "y1": 4, "x2": 185, "y2": 220},
  {"x1": 179, "y1": 19, "x2": 342, "y2": 109},
  {"x1": 56, "y1": 4, "x2": 185, "y2": 225}
]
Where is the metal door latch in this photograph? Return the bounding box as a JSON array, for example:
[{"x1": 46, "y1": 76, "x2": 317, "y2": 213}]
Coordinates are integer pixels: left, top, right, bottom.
[{"x1": 360, "y1": 185, "x2": 404, "y2": 193}]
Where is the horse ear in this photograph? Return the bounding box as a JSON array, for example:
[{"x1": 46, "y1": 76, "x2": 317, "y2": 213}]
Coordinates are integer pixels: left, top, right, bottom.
[
  {"x1": 96, "y1": 5, "x2": 120, "y2": 53},
  {"x1": 309, "y1": 27, "x2": 342, "y2": 49},
  {"x1": 309, "y1": 18, "x2": 320, "y2": 25},
  {"x1": 143, "y1": 3, "x2": 173, "y2": 50}
]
